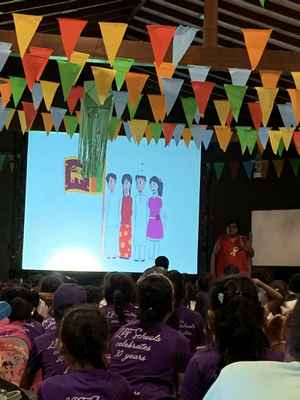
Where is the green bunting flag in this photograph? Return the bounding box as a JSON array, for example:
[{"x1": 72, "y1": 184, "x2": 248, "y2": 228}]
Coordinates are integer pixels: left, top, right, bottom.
[
  {"x1": 149, "y1": 122, "x2": 162, "y2": 143},
  {"x1": 214, "y1": 162, "x2": 225, "y2": 180},
  {"x1": 289, "y1": 159, "x2": 300, "y2": 176},
  {"x1": 108, "y1": 117, "x2": 122, "y2": 140},
  {"x1": 259, "y1": 0, "x2": 267, "y2": 7},
  {"x1": 57, "y1": 61, "x2": 81, "y2": 100},
  {"x1": 181, "y1": 97, "x2": 197, "y2": 128},
  {"x1": 224, "y1": 84, "x2": 247, "y2": 122},
  {"x1": 64, "y1": 115, "x2": 78, "y2": 137},
  {"x1": 236, "y1": 126, "x2": 257, "y2": 154},
  {"x1": 277, "y1": 139, "x2": 285, "y2": 157},
  {"x1": 112, "y1": 58, "x2": 135, "y2": 90},
  {"x1": 9, "y1": 76, "x2": 27, "y2": 107}
]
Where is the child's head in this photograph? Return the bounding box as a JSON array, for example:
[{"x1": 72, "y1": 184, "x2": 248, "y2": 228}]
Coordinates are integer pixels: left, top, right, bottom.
[
  {"x1": 167, "y1": 270, "x2": 185, "y2": 308},
  {"x1": 84, "y1": 285, "x2": 102, "y2": 305},
  {"x1": 59, "y1": 304, "x2": 108, "y2": 369},
  {"x1": 53, "y1": 284, "x2": 87, "y2": 322},
  {"x1": 1, "y1": 287, "x2": 35, "y2": 321},
  {"x1": 137, "y1": 273, "x2": 174, "y2": 327}
]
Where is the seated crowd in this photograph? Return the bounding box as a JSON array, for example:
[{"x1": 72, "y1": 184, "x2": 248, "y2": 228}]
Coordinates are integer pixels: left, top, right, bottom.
[{"x1": 0, "y1": 257, "x2": 299, "y2": 399}]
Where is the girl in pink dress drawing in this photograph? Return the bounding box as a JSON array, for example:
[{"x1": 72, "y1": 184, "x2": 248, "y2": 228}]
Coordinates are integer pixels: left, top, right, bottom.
[{"x1": 146, "y1": 176, "x2": 164, "y2": 260}]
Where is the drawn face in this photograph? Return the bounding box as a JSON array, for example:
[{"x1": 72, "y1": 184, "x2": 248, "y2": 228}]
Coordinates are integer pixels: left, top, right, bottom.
[
  {"x1": 108, "y1": 177, "x2": 116, "y2": 192},
  {"x1": 136, "y1": 177, "x2": 145, "y2": 193},
  {"x1": 123, "y1": 179, "x2": 131, "y2": 195},
  {"x1": 150, "y1": 180, "x2": 159, "y2": 195}
]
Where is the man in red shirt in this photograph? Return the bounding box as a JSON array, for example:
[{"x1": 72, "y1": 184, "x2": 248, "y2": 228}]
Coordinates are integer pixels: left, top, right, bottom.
[{"x1": 210, "y1": 220, "x2": 254, "y2": 278}]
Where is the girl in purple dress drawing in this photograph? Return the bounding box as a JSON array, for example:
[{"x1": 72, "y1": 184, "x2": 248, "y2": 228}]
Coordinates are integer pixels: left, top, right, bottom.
[{"x1": 146, "y1": 176, "x2": 164, "y2": 259}]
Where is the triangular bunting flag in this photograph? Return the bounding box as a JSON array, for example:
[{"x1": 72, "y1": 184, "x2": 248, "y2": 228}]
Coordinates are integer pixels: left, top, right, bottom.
[
  {"x1": 192, "y1": 81, "x2": 215, "y2": 116},
  {"x1": 201, "y1": 128, "x2": 213, "y2": 150},
  {"x1": 9, "y1": 76, "x2": 27, "y2": 107},
  {"x1": 288, "y1": 89, "x2": 300, "y2": 124},
  {"x1": 57, "y1": 61, "x2": 81, "y2": 100},
  {"x1": 277, "y1": 139, "x2": 285, "y2": 157},
  {"x1": 113, "y1": 91, "x2": 128, "y2": 119},
  {"x1": 92, "y1": 67, "x2": 116, "y2": 105},
  {"x1": 277, "y1": 103, "x2": 296, "y2": 128},
  {"x1": 291, "y1": 72, "x2": 300, "y2": 89},
  {"x1": 280, "y1": 127, "x2": 294, "y2": 150},
  {"x1": 181, "y1": 97, "x2": 197, "y2": 127},
  {"x1": 70, "y1": 51, "x2": 89, "y2": 79},
  {"x1": 148, "y1": 122, "x2": 162, "y2": 144},
  {"x1": 243, "y1": 160, "x2": 254, "y2": 179},
  {"x1": 40, "y1": 81, "x2": 60, "y2": 111},
  {"x1": 188, "y1": 65, "x2": 210, "y2": 82},
  {"x1": 224, "y1": 84, "x2": 247, "y2": 122},
  {"x1": 294, "y1": 132, "x2": 300, "y2": 155},
  {"x1": 51, "y1": 107, "x2": 67, "y2": 131},
  {"x1": 147, "y1": 25, "x2": 176, "y2": 68},
  {"x1": 13, "y1": 13, "x2": 42, "y2": 57},
  {"x1": 289, "y1": 159, "x2": 300, "y2": 176},
  {"x1": 128, "y1": 95, "x2": 143, "y2": 119},
  {"x1": 58, "y1": 18, "x2": 87, "y2": 59},
  {"x1": 129, "y1": 119, "x2": 148, "y2": 144},
  {"x1": 125, "y1": 72, "x2": 149, "y2": 107},
  {"x1": 214, "y1": 100, "x2": 231, "y2": 127},
  {"x1": 41, "y1": 112, "x2": 53, "y2": 133},
  {"x1": 67, "y1": 86, "x2": 83, "y2": 114},
  {"x1": 183, "y1": 128, "x2": 192, "y2": 146},
  {"x1": 260, "y1": 70, "x2": 281, "y2": 88},
  {"x1": 269, "y1": 130, "x2": 282, "y2": 154},
  {"x1": 258, "y1": 127, "x2": 269, "y2": 149},
  {"x1": 99, "y1": 22, "x2": 128, "y2": 64},
  {"x1": 0, "y1": 49, "x2": 11, "y2": 73},
  {"x1": 260, "y1": 0, "x2": 267, "y2": 7},
  {"x1": 229, "y1": 161, "x2": 240, "y2": 180},
  {"x1": 145, "y1": 125, "x2": 152, "y2": 144},
  {"x1": 248, "y1": 102, "x2": 262, "y2": 129},
  {"x1": 0, "y1": 81, "x2": 11, "y2": 107},
  {"x1": 172, "y1": 26, "x2": 199, "y2": 66},
  {"x1": 256, "y1": 87, "x2": 278, "y2": 127},
  {"x1": 22, "y1": 52, "x2": 48, "y2": 90},
  {"x1": 214, "y1": 162, "x2": 225, "y2": 180},
  {"x1": 0, "y1": 108, "x2": 9, "y2": 131},
  {"x1": 236, "y1": 126, "x2": 257, "y2": 155},
  {"x1": 75, "y1": 110, "x2": 81, "y2": 123},
  {"x1": 123, "y1": 121, "x2": 132, "y2": 141},
  {"x1": 273, "y1": 159, "x2": 285, "y2": 178},
  {"x1": 229, "y1": 68, "x2": 251, "y2": 86},
  {"x1": 155, "y1": 62, "x2": 176, "y2": 93},
  {"x1": 4, "y1": 108, "x2": 15, "y2": 130},
  {"x1": 191, "y1": 125, "x2": 202, "y2": 149},
  {"x1": 29, "y1": 47, "x2": 53, "y2": 58},
  {"x1": 17, "y1": 110, "x2": 27, "y2": 134},
  {"x1": 195, "y1": 110, "x2": 201, "y2": 124},
  {"x1": 108, "y1": 117, "x2": 122, "y2": 140},
  {"x1": 214, "y1": 126, "x2": 233, "y2": 152},
  {"x1": 32, "y1": 83, "x2": 43, "y2": 110},
  {"x1": 163, "y1": 123, "x2": 176, "y2": 146},
  {"x1": 173, "y1": 123, "x2": 185, "y2": 145},
  {"x1": 112, "y1": 58, "x2": 134, "y2": 90},
  {"x1": 242, "y1": 29, "x2": 272, "y2": 70},
  {"x1": 162, "y1": 78, "x2": 184, "y2": 115},
  {"x1": 22, "y1": 101, "x2": 37, "y2": 130},
  {"x1": 64, "y1": 115, "x2": 78, "y2": 136},
  {"x1": 148, "y1": 94, "x2": 166, "y2": 122}
]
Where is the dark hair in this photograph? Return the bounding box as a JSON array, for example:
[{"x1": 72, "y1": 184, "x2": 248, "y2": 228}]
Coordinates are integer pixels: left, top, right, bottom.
[
  {"x1": 210, "y1": 276, "x2": 269, "y2": 367},
  {"x1": 137, "y1": 273, "x2": 173, "y2": 327},
  {"x1": 135, "y1": 175, "x2": 146, "y2": 182},
  {"x1": 121, "y1": 174, "x2": 132, "y2": 185},
  {"x1": 226, "y1": 219, "x2": 240, "y2": 231},
  {"x1": 223, "y1": 265, "x2": 240, "y2": 276},
  {"x1": 60, "y1": 305, "x2": 108, "y2": 369},
  {"x1": 150, "y1": 176, "x2": 163, "y2": 196},
  {"x1": 39, "y1": 273, "x2": 64, "y2": 293},
  {"x1": 167, "y1": 270, "x2": 185, "y2": 330},
  {"x1": 84, "y1": 285, "x2": 102, "y2": 304},
  {"x1": 104, "y1": 272, "x2": 136, "y2": 324},
  {"x1": 106, "y1": 173, "x2": 117, "y2": 183},
  {"x1": 1, "y1": 287, "x2": 35, "y2": 321},
  {"x1": 289, "y1": 274, "x2": 300, "y2": 294},
  {"x1": 155, "y1": 256, "x2": 169, "y2": 270}
]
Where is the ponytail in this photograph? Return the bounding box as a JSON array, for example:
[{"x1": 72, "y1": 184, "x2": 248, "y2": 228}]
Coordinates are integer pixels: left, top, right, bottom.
[{"x1": 113, "y1": 289, "x2": 126, "y2": 324}]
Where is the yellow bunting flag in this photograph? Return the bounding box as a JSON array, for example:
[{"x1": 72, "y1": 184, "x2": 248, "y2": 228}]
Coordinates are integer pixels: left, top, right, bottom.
[
  {"x1": 273, "y1": 160, "x2": 285, "y2": 178},
  {"x1": 0, "y1": 81, "x2": 11, "y2": 107},
  {"x1": 183, "y1": 128, "x2": 192, "y2": 146},
  {"x1": 129, "y1": 119, "x2": 148, "y2": 144},
  {"x1": 91, "y1": 67, "x2": 116, "y2": 105},
  {"x1": 70, "y1": 51, "x2": 90, "y2": 80},
  {"x1": 214, "y1": 126, "x2": 233, "y2": 152},
  {"x1": 291, "y1": 72, "x2": 300, "y2": 89},
  {"x1": 256, "y1": 87, "x2": 278, "y2": 127},
  {"x1": 13, "y1": 14, "x2": 43, "y2": 58},
  {"x1": 260, "y1": 70, "x2": 281, "y2": 88},
  {"x1": 41, "y1": 112, "x2": 53, "y2": 133},
  {"x1": 279, "y1": 127, "x2": 294, "y2": 150},
  {"x1": 40, "y1": 81, "x2": 60, "y2": 111},
  {"x1": 269, "y1": 130, "x2": 282, "y2": 154},
  {"x1": 145, "y1": 125, "x2": 153, "y2": 144},
  {"x1": 148, "y1": 95, "x2": 166, "y2": 122},
  {"x1": 99, "y1": 22, "x2": 128, "y2": 65},
  {"x1": 75, "y1": 110, "x2": 81, "y2": 123},
  {"x1": 288, "y1": 89, "x2": 300, "y2": 124},
  {"x1": 242, "y1": 29, "x2": 272, "y2": 70},
  {"x1": 126, "y1": 72, "x2": 149, "y2": 107},
  {"x1": 5, "y1": 109, "x2": 15, "y2": 130},
  {"x1": 155, "y1": 62, "x2": 176, "y2": 93},
  {"x1": 214, "y1": 100, "x2": 231, "y2": 127},
  {"x1": 17, "y1": 110, "x2": 27, "y2": 134}
]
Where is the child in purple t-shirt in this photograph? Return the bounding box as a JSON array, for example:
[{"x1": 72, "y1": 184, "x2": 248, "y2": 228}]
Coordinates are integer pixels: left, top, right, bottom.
[
  {"x1": 110, "y1": 273, "x2": 191, "y2": 400},
  {"x1": 38, "y1": 304, "x2": 132, "y2": 400},
  {"x1": 181, "y1": 275, "x2": 284, "y2": 400}
]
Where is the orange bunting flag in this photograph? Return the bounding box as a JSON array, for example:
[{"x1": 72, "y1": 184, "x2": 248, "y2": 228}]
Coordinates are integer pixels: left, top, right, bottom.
[
  {"x1": 279, "y1": 127, "x2": 294, "y2": 150},
  {"x1": 99, "y1": 22, "x2": 127, "y2": 64},
  {"x1": 269, "y1": 130, "x2": 282, "y2": 154},
  {"x1": 163, "y1": 123, "x2": 176, "y2": 146},
  {"x1": 192, "y1": 81, "x2": 215, "y2": 117},
  {"x1": 126, "y1": 72, "x2": 149, "y2": 107},
  {"x1": 155, "y1": 62, "x2": 176, "y2": 93},
  {"x1": 22, "y1": 48, "x2": 52, "y2": 91},
  {"x1": 248, "y1": 102, "x2": 262, "y2": 129},
  {"x1": 41, "y1": 112, "x2": 53, "y2": 133},
  {"x1": 147, "y1": 25, "x2": 176, "y2": 68},
  {"x1": 260, "y1": 70, "x2": 281, "y2": 88},
  {"x1": 148, "y1": 95, "x2": 166, "y2": 122},
  {"x1": 40, "y1": 81, "x2": 60, "y2": 111},
  {"x1": 242, "y1": 29, "x2": 272, "y2": 70},
  {"x1": 256, "y1": 87, "x2": 278, "y2": 127},
  {"x1": 294, "y1": 132, "x2": 300, "y2": 155},
  {"x1": 0, "y1": 81, "x2": 11, "y2": 107},
  {"x1": 13, "y1": 13, "x2": 43, "y2": 57},
  {"x1": 22, "y1": 101, "x2": 37, "y2": 130},
  {"x1": 214, "y1": 100, "x2": 231, "y2": 127},
  {"x1": 67, "y1": 86, "x2": 84, "y2": 114},
  {"x1": 145, "y1": 125, "x2": 153, "y2": 144},
  {"x1": 273, "y1": 160, "x2": 285, "y2": 178},
  {"x1": 91, "y1": 67, "x2": 116, "y2": 105},
  {"x1": 17, "y1": 110, "x2": 27, "y2": 134},
  {"x1": 214, "y1": 126, "x2": 233, "y2": 152},
  {"x1": 183, "y1": 128, "x2": 192, "y2": 146},
  {"x1": 288, "y1": 89, "x2": 300, "y2": 124},
  {"x1": 129, "y1": 119, "x2": 148, "y2": 144},
  {"x1": 58, "y1": 18, "x2": 87, "y2": 59}
]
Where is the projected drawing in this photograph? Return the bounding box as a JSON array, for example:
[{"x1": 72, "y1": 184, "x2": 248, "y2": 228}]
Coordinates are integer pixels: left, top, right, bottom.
[
  {"x1": 65, "y1": 158, "x2": 90, "y2": 193},
  {"x1": 146, "y1": 176, "x2": 164, "y2": 259},
  {"x1": 104, "y1": 173, "x2": 120, "y2": 259},
  {"x1": 119, "y1": 174, "x2": 133, "y2": 259},
  {"x1": 133, "y1": 173, "x2": 148, "y2": 262}
]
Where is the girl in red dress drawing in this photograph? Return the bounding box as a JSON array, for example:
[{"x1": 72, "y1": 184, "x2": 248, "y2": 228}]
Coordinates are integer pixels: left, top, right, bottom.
[{"x1": 119, "y1": 174, "x2": 133, "y2": 259}]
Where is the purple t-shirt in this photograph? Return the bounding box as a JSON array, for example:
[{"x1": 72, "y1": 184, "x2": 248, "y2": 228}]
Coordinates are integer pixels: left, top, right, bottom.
[
  {"x1": 110, "y1": 321, "x2": 191, "y2": 400},
  {"x1": 42, "y1": 317, "x2": 56, "y2": 332},
  {"x1": 178, "y1": 305, "x2": 204, "y2": 351},
  {"x1": 38, "y1": 369, "x2": 133, "y2": 400},
  {"x1": 30, "y1": 329, "x2": 67, "y2": 379},
  {"x1": 24, "y1": 320, "x2": 45, "y2": 345},
  {"x1": 100, "y1": 303, "x2": 138, "y2": 337},
  {"x1": 181, "y1": 348, "x2": 284, "y2": 400}
]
